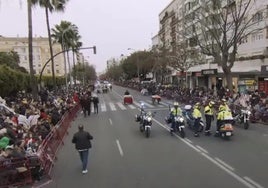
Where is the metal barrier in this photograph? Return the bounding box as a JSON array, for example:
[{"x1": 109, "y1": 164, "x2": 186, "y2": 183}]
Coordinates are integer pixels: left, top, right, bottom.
[
  {"x1": 0, "y1": 104, "x2": 81, "y2": 188},
  {"x1": 37, "y1": 104, "x2": 80, "y2": 177},
  {"x1": 0, "y1": 158, "x2": 33, "y2": 188}
]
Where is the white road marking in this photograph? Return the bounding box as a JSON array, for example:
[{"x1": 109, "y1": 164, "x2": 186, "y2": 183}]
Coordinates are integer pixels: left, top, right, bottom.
[
  {"x1": 116, "y1": 139, "x2": 124, "y2": 157},
  {"x1": 133, "y1": 101, "x2": 141, "y2": 107},
  {"x1": 109, "y1": 102, "x2": 116, "y2": 111},
  {"x1": 109, "y1": 118, "x2": 113, "y2": 125},
  {"x1": 215, "y1": 157, "x2": 235, "y2": 171},
  {"x1": 128, "y1": 104, "x2": 136, "y2": 109},
  {"x1": 152, "y1": 117, "x2": 258, "y2": 188},
  {"x1": 142, "y1": 101, "x2": 154, "y2": 108},
  {"x1": 196, "y1": 145, "x2": 209, "y2": 154},
  {"x1": 184, "y1": 138, "x2": 193, "y2": 143},
  {"x1": 117, "y1": 102, "x2": 127, "y2": 110},
  {"x1": 201, "y1": 153, "x2": 255, "y2": 188},
  {"x1": 244, "y1": 177, "x2": 264, "y2": 188},
  {"x1": 101, "y1": 103, "x2": 106, "y2": 112}
]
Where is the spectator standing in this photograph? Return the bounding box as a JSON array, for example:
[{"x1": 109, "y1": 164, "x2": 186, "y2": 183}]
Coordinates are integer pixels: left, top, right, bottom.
[
  {"x1": 72, "y1": 125, "x2": 93, "y2": 174},
  {"x1": 92, "y1": 95, "x2": 99, "y2": 114}
]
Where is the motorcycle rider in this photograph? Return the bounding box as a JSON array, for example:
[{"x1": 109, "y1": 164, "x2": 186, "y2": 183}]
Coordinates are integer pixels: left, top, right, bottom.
[
  {"x1": 215, "y1": 106, "x2": 233, "y2": 136},
  {"x1": 204, "y1": 101, "x2": 215, "y2": 136},
  {"x1": 219, "y1": 98, "x2": 230, "y2": 111},
  {"x1": 169, "y1": 102, "x2": 182, "y2": 133},
  {"x1": 124, "y1": 90, "x2": 130, "y2": 95},
  {"x1": 192, "y1": 102, "x2": 202, "y2": 137}
]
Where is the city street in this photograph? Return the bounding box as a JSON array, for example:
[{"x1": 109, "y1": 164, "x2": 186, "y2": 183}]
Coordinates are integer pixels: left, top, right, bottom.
[{"x1": 43, "y1": 85, "x2": 268, "y2": 188}]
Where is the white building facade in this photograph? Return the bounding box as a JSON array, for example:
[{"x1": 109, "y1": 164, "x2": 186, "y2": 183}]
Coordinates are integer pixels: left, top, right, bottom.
[{"x1": 155, "y1": 0, "x2": 268, "y2": 94}]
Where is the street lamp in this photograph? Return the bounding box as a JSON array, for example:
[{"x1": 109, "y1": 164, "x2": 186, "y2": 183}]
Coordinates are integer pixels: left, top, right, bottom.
[{"x1": 127, "y1": 48, "x2": 140, "y2": 82}]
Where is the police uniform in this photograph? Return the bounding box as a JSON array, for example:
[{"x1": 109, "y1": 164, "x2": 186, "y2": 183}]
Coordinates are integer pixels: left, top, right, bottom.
[
  {"x1": 204, "y1": 102, "x2": 214, "y2": 135},
  {"x1": 192, "y1": 103, "x2": 202, "y2": 137},
  {"x1": 170, "y1": 102, "x2": 182, "y2": 133}
]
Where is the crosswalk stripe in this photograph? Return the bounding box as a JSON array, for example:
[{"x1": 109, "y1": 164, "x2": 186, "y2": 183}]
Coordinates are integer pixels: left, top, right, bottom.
[
  {"x1": 142, "y1": 101, "x2": 154, "y2": 108},
  {"x1": 109, "y1": 102, "x2": 116, "y2": 111},
  {"x1": 117, "y1": 102, "x2": 127, "y2": 110},
  {"x1": 101, "y1": 103, "x2": 107, "y2": 112},
  {"x1": 128, "y1": 104, "x2": 136, "y2": 109},
  {"x1": 160, "y1": 102, "x2": 170, "y2": 107},
  {"x1": 133, "y1": 101, "x2": 141, "y2": 107}
]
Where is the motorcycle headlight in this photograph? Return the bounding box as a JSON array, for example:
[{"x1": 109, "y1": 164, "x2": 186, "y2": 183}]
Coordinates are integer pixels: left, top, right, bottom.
[
  {"x1": 147, "y1": 117, "x2": 152, "y2": 121},
  {"x1": 247, "y1": 111, "x2": 251, "y2": 115},
  {"x1": 179, "y1": 117, "x2": 184, "y2": 122}
]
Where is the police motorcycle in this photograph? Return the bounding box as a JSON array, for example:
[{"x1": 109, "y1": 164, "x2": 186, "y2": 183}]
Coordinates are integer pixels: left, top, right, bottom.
[
  {"x1": 183, "y1": 105, "x2": 204, "y2": 132},
  {"x1": 135, "y1": 102, "x2": 155, "y2": 138},
  {"x1": 216, "y1": 110, "x2": 234, "y2": 139},
  {"x1": 232, "y1": 105, "x2": 251, "y2": 130},
  {"x1": 165, "y1": 105, "x2": 186, "y2": 138}
]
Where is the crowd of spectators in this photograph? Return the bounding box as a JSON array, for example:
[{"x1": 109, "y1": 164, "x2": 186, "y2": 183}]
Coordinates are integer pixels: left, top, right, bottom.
[{"x1": 0, "y1": 86, "x2": 87, "y2": 183}]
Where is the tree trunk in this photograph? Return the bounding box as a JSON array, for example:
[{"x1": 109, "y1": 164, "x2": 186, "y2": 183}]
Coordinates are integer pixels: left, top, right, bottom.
[
  {"x1": 27, "y1": 0, "x2": 38, "y2": 99},
  {"x1": 45, "y1": 7, "x2": 56, "y2": 89},
  {"x1": 224, "y1": 70, "x2": 233, "y2": 96},
  {"x1": 72, "y1": 50, "x2": 76, "y2": 86},
  {"x1": 67, "y1": 51, "x2": 71, "y2": 87}
]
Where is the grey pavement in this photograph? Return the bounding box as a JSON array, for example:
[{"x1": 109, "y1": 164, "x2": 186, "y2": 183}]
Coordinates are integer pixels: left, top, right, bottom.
[{"x1": 41, "y1": 85, "x2": 268, "y2": 188}]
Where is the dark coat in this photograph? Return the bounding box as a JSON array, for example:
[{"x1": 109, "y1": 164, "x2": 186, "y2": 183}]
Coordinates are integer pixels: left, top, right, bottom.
[{"x1": 72, "y1": 130, "x2": 93, "y2": 150}]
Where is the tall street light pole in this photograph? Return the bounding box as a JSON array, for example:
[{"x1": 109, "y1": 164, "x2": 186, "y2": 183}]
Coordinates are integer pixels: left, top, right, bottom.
[{"x1": 127, "y1": 48, "x2": 140, "y2": 83}]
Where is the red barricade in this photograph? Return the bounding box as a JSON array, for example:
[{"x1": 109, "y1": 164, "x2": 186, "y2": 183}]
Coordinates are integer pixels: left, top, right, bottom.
[
  {"x1": 37, "y1": 104, "x2": 81, "y2": 177},
  {"x1": 0, "y1": 158, "x2": 33, "y2": 188},
  {"x1": 0, "y1": 104, "x2": 81, "y2": 188}
]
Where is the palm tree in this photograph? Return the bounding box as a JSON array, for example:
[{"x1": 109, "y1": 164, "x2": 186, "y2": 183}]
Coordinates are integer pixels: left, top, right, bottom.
[
  {"x1": 51, "y1": 21, "x2": 82, "y2": 89},
  {"x1": 28, "y1": 0, "x2": 38, "y2": 99},
  {"x1": 32, "y1": 0, "x2": 69, "y2": 89}
]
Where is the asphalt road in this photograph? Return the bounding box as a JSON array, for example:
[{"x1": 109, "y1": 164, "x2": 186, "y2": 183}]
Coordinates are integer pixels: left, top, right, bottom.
[{"x1": 42, "y1": 85, "x2": 268, "y2": 188}]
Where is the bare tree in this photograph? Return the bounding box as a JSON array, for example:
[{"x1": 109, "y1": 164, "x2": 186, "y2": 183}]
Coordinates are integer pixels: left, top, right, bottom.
[{"x1": 193, "y1": 0, "x2": 260, "y2": 92}]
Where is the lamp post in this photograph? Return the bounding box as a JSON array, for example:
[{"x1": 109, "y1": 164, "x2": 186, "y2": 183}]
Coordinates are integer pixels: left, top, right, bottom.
[
  {"x1": 127, "y1": 48, "x2": 140, "y2": 83},
  {"x1": 39, "y1": 46, "x2": 97, "y2": 91}
]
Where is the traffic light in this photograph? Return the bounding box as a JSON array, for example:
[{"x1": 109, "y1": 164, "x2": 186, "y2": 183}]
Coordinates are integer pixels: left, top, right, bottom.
[{"x1": 93, "y1": 46, "x2": 97, "y2": 54}]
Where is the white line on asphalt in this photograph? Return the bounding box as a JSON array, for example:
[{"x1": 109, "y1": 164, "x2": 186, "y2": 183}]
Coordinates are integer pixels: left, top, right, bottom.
[
  {"x1": 101, "y1": 103, "x2": 106, "y2": 112},
  {"x1": 196, "y1": 145, "x2": 209, "y2": 154},
  {"x1": 116, "y1": 139, "x2": 124, "y2": 157},
  {"x1": 244, "y1": 177, "x2": 264, "y2": 188},
  {"x1": 133, "y1": 101, "x2": 141, "y2": 107},
  {"x1": 109, "y1": 118, "x2": 113, "y2": 125},
  {"x1": 215, "y1": 157, "x2": 235, "y2": 171},
  {"x1": 184, "y1": 138, "x2": 193, "y2": 143},
  {"x1": 109, "y1": 102, "x2": 116, "y2": 111},
  {"x1": 117, "y1": 102, "x2": 127, "y2": 110},
  {"x1": 152, "y1": 117, "x2": 258, "y2": 188},
  {"x1": 142, "y1": 101, "x2": 154, "y2": 108},
  {"x1": 128, "y1": 104, "x2": 136, "y2": 109},
  {"x1": 201, "y1": 153, "x2": 255, "y2": 188}
]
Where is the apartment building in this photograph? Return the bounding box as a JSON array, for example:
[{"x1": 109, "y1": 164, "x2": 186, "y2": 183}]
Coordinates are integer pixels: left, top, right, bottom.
[
  {"x1": 0, "y1": 36, "x2": 65, "y2": 76},
  {"x1": 156, "y1": 0, "x2": 268, "y2": 94}
]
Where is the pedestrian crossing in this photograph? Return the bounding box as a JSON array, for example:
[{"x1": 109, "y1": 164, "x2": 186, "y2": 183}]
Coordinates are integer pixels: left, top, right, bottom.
[{"x1": 88, "y1": 100, "x2": 173, "y2": 113}]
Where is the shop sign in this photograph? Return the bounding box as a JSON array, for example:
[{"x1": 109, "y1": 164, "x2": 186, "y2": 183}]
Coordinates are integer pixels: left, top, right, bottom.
[
  {"x1": 261, "y1": 65, "x2": 268, "y2": 73},
  {"x1": 244, "y1": 80, "x2": 255, "y2": 85},
  {"x1": 201, "y1": 69, "x2": 218, "y2": 75},
  {"x1": 195, "y1": 72, "x2": 202, "y2": 77}
]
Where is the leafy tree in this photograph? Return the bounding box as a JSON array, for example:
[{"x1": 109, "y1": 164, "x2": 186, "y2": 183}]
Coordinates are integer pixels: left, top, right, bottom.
[{"x1": 193, "y1": 0, "x2": 259, "y2": 92}]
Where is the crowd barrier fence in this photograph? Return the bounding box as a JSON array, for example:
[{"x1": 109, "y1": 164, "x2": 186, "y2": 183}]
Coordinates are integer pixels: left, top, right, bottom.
[{"x1": 0, "y1": 104, "x2": 81, "y2": 188}]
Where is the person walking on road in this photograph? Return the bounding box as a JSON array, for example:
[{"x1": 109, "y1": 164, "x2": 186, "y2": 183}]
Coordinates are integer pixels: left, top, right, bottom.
[
  {"x1": 72, "y1": 125, "x2": 93, "y2": 174},
  {"x1": 92, "y1": 95, "x2": 99, "y2": 114}
]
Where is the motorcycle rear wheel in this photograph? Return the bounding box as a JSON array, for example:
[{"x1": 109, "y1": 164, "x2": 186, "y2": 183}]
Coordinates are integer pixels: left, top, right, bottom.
[
  {"x1": 179, "y1": 129, "x2": 185, "y2": 138},
  {"x1": 145, "y1": 128, "x2": 150, "y2": 138},
  {"x1": 244, "y1": 121, "x2": 249, "y2": 130}
]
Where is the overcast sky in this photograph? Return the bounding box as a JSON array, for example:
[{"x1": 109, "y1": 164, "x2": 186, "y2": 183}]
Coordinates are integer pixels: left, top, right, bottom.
[{"x1": 0, "y1": 0, "x2": 171, "y2": 73}]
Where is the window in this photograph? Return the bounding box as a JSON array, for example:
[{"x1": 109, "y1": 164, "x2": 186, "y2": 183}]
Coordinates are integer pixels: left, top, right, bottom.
[
  {"x1": 251, "y1": 31, "x2": 264, "y2": 42},
  {"x1": 252, "y1": 12, "x2": 263, "y2": 23},
  {"x1": 47, "y1": 70, "x2": 51, "y2": 74},
  {"x1": 56, "y1": 70, "x2": 60, "y2": 74},
  {"x1": 266, "y1": 26, "x2": 268, "y2": 39}
]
